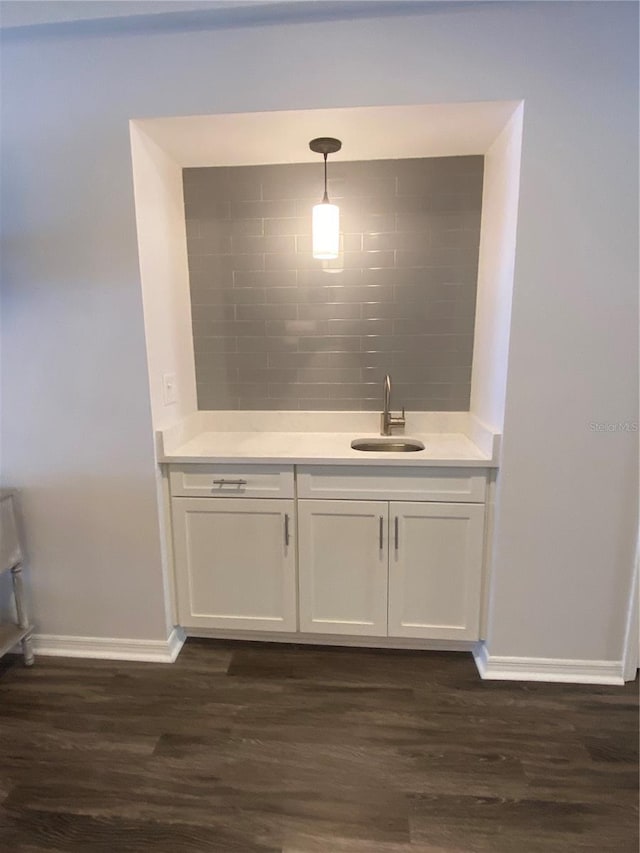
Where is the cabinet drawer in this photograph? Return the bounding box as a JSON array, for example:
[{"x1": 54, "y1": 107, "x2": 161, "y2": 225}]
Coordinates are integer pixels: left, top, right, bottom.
[
  {"x1": 297, "y1": 466, "x2": 486, "y2": 503},
  {"x1": 169, "y1": 464, "x2": 294, "y2": 499}
]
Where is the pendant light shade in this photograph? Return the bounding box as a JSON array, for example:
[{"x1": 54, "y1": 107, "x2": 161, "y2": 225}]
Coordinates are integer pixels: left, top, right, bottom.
[
  {"x1": 309, "y1": 137, "x2": 342, "y2": 261},
  {"x1": 312, "y1": 201, "x2": 340, "y2": 259}
]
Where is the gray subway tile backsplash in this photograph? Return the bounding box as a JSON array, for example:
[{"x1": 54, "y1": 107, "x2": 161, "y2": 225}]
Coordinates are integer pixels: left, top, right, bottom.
[
  {"x1": 233, "y1": 270, "x2": 297, "y2": 289},
  {"x1": 264, "y1": 217, "x2": 311, "y2": 236},
  {"x1": 297, "y1": 336, "x2": 362, "y2": 353},
  {"x1": 231, "y1": 234, "x2": 296, "y2": 255},
  {"x1": 235, "y1": 303, "x2": 298, "y2": 322},
  {"x1": 298, "y1": 303, "x2": 362, "y2": 321},
  {"x1": 183, "y1": 156, "x2": 483, "y2": 411}
]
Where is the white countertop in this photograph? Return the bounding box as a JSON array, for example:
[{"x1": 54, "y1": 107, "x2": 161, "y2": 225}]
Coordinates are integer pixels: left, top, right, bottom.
[
  {"x1": 158, "y1": 411, "x2": 500, "y2": 468},
  {"x1": 161, "y1": 429, "x2": 495, "y2": 468}
]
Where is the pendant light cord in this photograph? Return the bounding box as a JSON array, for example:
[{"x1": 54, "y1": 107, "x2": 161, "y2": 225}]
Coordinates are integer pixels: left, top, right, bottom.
[{"x1": 323, "y1": 153, "x2": 329, "y2": 203}]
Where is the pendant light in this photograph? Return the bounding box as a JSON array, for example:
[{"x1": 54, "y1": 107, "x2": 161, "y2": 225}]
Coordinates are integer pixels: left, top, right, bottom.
[{"x1": 309, "y1": 137, "x2": 342, "y2": 260}]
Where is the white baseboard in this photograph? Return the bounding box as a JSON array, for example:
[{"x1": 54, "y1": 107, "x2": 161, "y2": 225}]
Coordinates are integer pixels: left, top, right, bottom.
[
  {"x1": 31, "y1": 627, "x2": 186, "y2": 663},
  {"x1": 473, "y1": 642, "x2": 625, "y2": 686},
  {"x1": 25, "y1": 631, "x2": 627, "y2": 684},
  {"x1": 166, "y1": 626, "x2": 187, "y2": 661}
]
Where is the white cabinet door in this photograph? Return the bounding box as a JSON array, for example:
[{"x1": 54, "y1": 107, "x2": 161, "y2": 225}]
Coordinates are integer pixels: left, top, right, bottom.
[
  {"x1": 388, "y1": 502, "x2": 485, "y2": 641},
  {"x1": 297, "y1": 500, "x2": 388, "y2": 636},
  {"x1": 172, "y1": 498, "x2": 297, "y2": 632}
]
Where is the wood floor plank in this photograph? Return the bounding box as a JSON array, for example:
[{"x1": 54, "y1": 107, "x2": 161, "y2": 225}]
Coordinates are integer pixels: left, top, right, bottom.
[
  {"x1": 583, "y1": 733, "x2": 639, "y2": 764},
  {"x1": 0, "y1": 806, "x2": 279, "y2": 852},
  {"x1": 409, "y1": 793, "x2": 639, "y2": 852},
  {"x1": 0, "y1": 641, "x2": 637, "y2": 852}
]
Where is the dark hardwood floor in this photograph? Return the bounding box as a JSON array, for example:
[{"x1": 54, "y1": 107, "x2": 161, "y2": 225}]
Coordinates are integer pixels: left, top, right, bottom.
[{"x1": 0, "y1": 639, "x2": 637, "y2": 852}]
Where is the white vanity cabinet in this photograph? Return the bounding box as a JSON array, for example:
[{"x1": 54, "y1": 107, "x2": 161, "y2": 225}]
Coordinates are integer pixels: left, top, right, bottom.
[
  {"x1": 170, "y1": 465, "x2": 296, "y2": 632},
  {"x1": 168, "y1": 461, "x2": 489, "y2": 645},
  {"x1": 297, "y1": 467, "x2": 487, "y2": 642}
]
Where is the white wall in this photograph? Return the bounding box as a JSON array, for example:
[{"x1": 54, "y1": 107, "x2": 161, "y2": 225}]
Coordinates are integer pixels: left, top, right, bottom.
[
  {"x1": 0, "y1": 37, "x2": 171, "y2": 639},
  {"x1": 470, "y1": 104, "x2": 523, "y2": 432},
  {"x1": 129, "y1": 122, "x2": 199, "y2": 634},
  {"x1": 1, "y1": 2, "x2": 637, "y2": 661},
  {"x1": 129, "y1": 123, "x2": 197, "y2": 431},
  {"x1": 0, "y1": 1, "x2": 232, "y2": 30}
]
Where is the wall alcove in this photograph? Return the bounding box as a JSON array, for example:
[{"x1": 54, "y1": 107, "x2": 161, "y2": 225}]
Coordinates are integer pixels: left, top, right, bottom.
[{"x1": 131, "y1": 100, "x2": 523, "y2": 434}]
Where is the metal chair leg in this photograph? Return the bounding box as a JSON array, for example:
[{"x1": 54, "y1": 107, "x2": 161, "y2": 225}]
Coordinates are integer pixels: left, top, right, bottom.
[
  {"x1": 11, "y1": 563, "x2": 34, "y2": 666},
  {"x1": 21, "y1": 632, "x2": 35, "y2": 666}
]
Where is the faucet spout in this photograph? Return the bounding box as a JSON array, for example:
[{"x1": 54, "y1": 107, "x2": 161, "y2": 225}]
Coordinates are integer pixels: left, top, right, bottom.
[
  {"x1": 383, "y1": 374, "x2": 391, "y2": 422},
  {"x1": 380, "y1": 374, "x2": 406, "y2": 436}
]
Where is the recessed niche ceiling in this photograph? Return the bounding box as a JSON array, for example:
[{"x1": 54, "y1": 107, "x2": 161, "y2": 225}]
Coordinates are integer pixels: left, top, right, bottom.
[{"x1": 135, "y1": 101, "x2": 521, "y2": 168}]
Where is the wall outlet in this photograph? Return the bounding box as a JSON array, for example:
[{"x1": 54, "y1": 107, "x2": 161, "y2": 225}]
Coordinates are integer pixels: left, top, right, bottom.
[{"x1": 162, "y1": 373, "x2": 177, "y2": 406}]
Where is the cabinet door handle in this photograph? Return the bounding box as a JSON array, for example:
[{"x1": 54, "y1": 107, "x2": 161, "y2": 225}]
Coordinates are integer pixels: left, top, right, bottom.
[
  {"x1": 394, "y1": 516, "x2": 399, "y2": 551},
  {"x1": 284, "y1": 513, "x2": 290, "y2": 547},
  {"x1": 212, "y1": 479, "x2": 247, "y2": 486},
  {"x1": 379, "y1": 516, "x2": 384, "y2": 551}
]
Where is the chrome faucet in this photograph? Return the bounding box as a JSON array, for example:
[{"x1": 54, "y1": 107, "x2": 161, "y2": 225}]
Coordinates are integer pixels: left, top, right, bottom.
[{"x1": 380, "y1": 374, "x2": 406, "y2": 436}]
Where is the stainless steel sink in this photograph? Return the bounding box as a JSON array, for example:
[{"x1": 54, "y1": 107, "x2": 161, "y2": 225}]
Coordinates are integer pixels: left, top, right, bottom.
[{"x1": 351, "y1": 438, "x2": 425, "y2": 453}]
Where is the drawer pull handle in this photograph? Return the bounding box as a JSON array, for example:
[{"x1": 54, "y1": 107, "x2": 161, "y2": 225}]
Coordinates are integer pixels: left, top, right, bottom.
[
  {"x1": 284, "y1": 513, "x2": 290, "y2": 547},
  {"x1": 379, "y1": 516, "x2": 384, "y2": 551},
  {"x1": 212, "y1": 479, "x2": 247, "y2": 486},
  {"x1": 394, "y1": 516, "x2": 399, "y2": 551}
]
